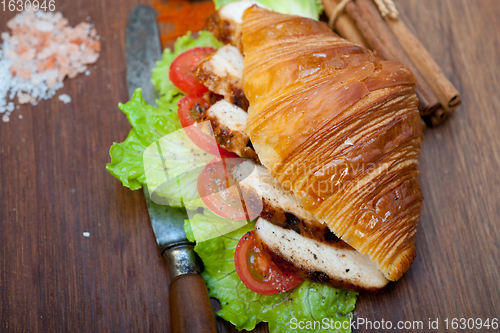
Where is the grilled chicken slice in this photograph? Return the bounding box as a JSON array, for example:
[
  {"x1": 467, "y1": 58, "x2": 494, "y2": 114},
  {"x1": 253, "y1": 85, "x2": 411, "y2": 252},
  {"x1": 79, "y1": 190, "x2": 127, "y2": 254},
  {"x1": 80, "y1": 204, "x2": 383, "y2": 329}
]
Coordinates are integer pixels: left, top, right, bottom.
[
  {"x1": 255, "y1": 217, "x2": 389, "y2": 292},
  {"x1": 206, "y1": 0, "x2": 263, "y2": 52},
  {"x1": 232, "y1": 161, "x2": 322, "y2": 233},
  {"x1": 232, "y1": 161, "x2": 389, "y2": 291},
  {"x1": 205, "y1": 100, "x2": 257, "y2": 160},
  {"x1": 195, "y1": 44, "x2": 248, "y2": 110}
]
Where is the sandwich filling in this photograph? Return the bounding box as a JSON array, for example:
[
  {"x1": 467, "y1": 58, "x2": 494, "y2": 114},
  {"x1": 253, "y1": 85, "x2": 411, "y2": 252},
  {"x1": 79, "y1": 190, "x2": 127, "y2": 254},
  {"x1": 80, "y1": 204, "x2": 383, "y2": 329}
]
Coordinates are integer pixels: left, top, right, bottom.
[{"x1": 186, "y1": 1, "x2": 402, "y2": 291}]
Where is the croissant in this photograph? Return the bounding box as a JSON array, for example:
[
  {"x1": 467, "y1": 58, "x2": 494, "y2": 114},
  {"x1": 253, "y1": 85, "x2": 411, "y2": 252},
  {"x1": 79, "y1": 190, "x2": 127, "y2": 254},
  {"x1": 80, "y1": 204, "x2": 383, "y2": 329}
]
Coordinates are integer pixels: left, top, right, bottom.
[{"x1": 242, "y1": 7, "x2": 423, "y2": 281}]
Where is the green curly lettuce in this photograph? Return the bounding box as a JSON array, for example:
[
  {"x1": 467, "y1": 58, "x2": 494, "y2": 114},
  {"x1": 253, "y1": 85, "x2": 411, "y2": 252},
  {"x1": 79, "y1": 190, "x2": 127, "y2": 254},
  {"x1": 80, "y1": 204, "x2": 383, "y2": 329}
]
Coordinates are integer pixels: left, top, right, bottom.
[
  {"x1": 213, "y1": 0, "x2": 324, "y2": 20},
  {"x1": 106, "y1": 89, "x2": 181, "y2": 190},
  {"x1": 185, "y1": 215, "x2": 357, "y2": 333}
]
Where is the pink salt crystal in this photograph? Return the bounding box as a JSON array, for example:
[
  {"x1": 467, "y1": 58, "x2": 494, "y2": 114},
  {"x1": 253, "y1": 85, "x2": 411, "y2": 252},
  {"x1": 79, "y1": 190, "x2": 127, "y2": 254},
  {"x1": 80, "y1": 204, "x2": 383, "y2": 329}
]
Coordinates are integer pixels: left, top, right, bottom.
[
  {"x1": 67, "y1": 66, "x2": 77, "y2": 79},
  {"x1": 20, "y1": 48, "x2": 36, "y2": 60},
  {"x1": 55, "y1": 18, "x2": 68, "y2": 30},
  {"x1": 62, "y1": 26, "x2": 73, "y2": 36},
  {"x1": 1, "y1": 32, "x2": 9, "y2": 40},
  {"x1": 56, "y1": 54, "x2": 70, "y2": 67},
  {"x1": 83, "y1": 52, "x2": 99, "y2": 65},
  {"x1": 67, "y1": 43, "x2": 78, "y2": 54},
  {"x1": 89, "y1": 28, "x2": 97, "y2": 38},
  {"x1": 16, "y1": 40, "x2": 29, "y2": 54},
  {"x1": 19, "y1": 24, "x2": 29, "y2": 35},
  {"x1": 56, "y1": 44, "x2": 67, "y2": 56},
  {"x1": 41, "y1": 32, "x2": 54, "y2": 49},
  {"x1": 46, "y1": 76, "x2": 58, "y2": 89},
  {"x1": 16, "y1": 67, "x2": 32, "y2": 79},
  {"x1": 69, "y1": 50, "x2": 81, "y2": 63},
  {"x1": 18, "y1": 93, "x2": 33, "y2": 104},
  {"x1": 58, "y1": 66, "x2": 69, "y2": 81},
  {"x1": 11, "y1": 26, "x2": 21, "y2": 36},
  {"x1": 75, "y1": 22, "x2": 91, "y2": 32},
  {"x1": 36, "y1": 60, "x2": 46, "y2": 72},
  {"x1": 2, "y1": 115, "x2": 10, "y2": 123},
  {"x1": 7, "y1": 18, "x2": 17, "y2": 30},
  {"x1": 90, "y1": 40, "x2": 101, "y2": 52},
  {"x1": 45, "y1": 55, "x2": 56, "y2": 69},
  {"x1": 37, "y1": 47, "x2": 51, "y2": 60},
  {"x1": 28, "y1": 35, "x2": 38, "y2": 46}
]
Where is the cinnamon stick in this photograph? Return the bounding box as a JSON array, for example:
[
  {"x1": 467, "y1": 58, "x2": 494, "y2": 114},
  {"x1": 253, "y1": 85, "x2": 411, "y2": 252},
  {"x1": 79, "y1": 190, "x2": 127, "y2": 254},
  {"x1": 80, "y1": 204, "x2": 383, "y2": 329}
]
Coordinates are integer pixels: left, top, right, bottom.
[
  {"x1": 423, "y1": 107, "x2": 448, "y2": 127},
  {"x1": 321, "y1": 0, "x2": 369, "y2": 48},
  {"x1": 383, "y1": 16, "x2": 461, "y2": 113},
  {"x1": 351, "y1": 0, "x2": 440, "y2": 116}
]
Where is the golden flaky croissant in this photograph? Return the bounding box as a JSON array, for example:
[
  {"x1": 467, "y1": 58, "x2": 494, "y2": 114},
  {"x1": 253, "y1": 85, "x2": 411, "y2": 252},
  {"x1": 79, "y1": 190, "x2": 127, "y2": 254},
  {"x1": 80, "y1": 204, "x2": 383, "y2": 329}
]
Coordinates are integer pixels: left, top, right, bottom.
[{"x1": 242, "y1": 7, "x2": 423, "y2": 282}]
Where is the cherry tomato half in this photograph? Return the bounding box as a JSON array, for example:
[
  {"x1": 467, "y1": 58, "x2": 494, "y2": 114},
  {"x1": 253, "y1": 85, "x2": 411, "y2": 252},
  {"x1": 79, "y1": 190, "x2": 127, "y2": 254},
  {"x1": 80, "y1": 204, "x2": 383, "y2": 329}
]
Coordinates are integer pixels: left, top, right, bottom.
[
  {"x1": 177, "y1": 95, "x2": 238, "y2": 158},
  {"x1": 197, "y1": 157, "x2": 263, "y2": 220},
  {"x1": 177, "y1": 94, "x2": 209, "y2": 127},
  {"x1": 169, "y1": 47, "x2": 214, "y2": 95},
  {"x1": 234, "y1": 230, "x2": 303, "y2": 295},
  {"x1": 197, "y1": 157, "x2": 247, "y2": 220}
]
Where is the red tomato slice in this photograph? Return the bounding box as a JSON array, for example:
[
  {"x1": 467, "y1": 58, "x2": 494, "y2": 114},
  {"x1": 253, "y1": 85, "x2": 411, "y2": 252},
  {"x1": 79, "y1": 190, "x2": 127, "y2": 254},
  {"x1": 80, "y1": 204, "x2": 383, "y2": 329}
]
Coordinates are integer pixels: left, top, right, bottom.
[
  {"x1": 170, "y1": 47, "x2": 214, "y2": 95},
  {"x1": 177, "y1": 95, "x2": 238, "y2": 158},
  {"x1": 197, "y1": 157, "x2": 263, "y2": 220},
  {"x1": 197, "y1": 157, "x2": 247, "y2": 220},
  {"x1": 177, "y1": 94, "x2": 209, "y2": 127},
  {"x1": 234, "y1": 230, "x2": 303, "y2": 295}
]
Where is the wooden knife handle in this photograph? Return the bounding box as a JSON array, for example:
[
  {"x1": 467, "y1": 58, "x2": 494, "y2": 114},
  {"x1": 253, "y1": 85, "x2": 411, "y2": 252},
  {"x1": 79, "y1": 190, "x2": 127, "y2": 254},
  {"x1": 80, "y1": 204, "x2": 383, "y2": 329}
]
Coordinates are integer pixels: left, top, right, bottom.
[
  {"x1": 169, "y1": 274, "x2": 218, "y2": 333},
  {"x1": 163, "y1": 244, "x2": 217, "y2": 333}
]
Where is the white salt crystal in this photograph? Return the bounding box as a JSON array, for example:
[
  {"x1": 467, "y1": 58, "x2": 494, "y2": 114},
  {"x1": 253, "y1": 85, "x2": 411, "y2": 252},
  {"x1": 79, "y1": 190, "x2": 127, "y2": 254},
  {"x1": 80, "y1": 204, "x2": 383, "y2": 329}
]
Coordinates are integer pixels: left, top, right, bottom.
[
  {"x1": 84, "y1": 70, "x2": 90, "y2": 76},
  {"x1": 6, "y1": 102, "x2": 14, "y2": 112},
  {"x1": 1, "y1": 32, "x2": 9, "y2": 40},
  {"x1": 2, "y1": 114, "x2": 9, "y2": 122},
  {"x1": 18, "y1": 114, "x2": 22, "y2": 119},
  {"x1": 35, "y1": 21, "x2": 54, "y2": 32},
  {"x1": 58, "y1": 94, "x2": 72, "y2": 104},
  {"x1": 83, "y1": 232, "x2": 90, "y2": 237}
]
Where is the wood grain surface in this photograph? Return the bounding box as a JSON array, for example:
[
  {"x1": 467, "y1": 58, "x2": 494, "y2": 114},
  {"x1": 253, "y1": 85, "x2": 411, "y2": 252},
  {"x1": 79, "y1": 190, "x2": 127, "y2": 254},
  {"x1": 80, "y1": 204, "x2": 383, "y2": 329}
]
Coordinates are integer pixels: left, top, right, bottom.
[{"x1": 1, "y1": 0, "x2": 499, "y2": 332}]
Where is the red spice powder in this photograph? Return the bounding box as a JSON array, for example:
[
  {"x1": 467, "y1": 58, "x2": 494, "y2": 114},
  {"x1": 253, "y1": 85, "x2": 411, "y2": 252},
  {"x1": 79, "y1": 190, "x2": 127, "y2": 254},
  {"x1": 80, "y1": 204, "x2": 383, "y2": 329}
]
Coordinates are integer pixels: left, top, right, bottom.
[{"x1": 153, "y1": 0, "x2": 215, "y2": 48}]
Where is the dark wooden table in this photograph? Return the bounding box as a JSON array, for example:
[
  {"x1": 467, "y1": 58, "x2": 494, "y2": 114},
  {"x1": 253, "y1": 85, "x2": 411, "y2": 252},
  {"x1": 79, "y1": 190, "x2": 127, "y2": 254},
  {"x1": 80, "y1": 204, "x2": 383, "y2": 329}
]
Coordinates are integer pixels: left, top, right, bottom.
[{"x1": 1, "y1": 0, "x2": 499, "y2": 332}]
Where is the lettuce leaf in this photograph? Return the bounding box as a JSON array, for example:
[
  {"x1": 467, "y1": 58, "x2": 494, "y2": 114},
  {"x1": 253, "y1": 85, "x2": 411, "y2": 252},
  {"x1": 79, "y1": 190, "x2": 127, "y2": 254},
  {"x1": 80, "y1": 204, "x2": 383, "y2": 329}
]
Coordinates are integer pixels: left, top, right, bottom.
[
  {"x1": 213, "y1": 0, "x2": 324, "y2": 20},
  {"x1": 106, "y1": 89, "x2": 181, "y2": 190},
  {"x1": 185, "y1": 215, "x2": 357, "y2": 333},
  {"x1": 107, "y1": 31, "x2": 222, "y2": 191}
]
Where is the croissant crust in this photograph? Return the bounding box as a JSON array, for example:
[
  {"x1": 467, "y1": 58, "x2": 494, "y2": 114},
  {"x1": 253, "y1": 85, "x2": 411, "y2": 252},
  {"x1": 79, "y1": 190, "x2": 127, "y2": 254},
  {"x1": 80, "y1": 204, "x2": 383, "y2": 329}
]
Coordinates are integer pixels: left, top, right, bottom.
[{"x1": 242, "y1": 7, "x2": 423, "y2": 281}]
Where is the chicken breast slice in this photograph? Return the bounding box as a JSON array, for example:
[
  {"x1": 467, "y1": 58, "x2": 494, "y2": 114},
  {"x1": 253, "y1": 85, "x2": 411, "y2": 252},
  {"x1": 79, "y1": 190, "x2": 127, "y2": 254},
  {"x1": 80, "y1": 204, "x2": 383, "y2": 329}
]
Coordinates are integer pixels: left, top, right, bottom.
[
  {"x1": 255, "y1": 217, "x2": 389, "y2": 291},
  {"x1": 232, "y1": 161, "x2": 319, "y2": 226},
  {"x1": 233, "y1": 161, "x2": 349, "y2": 245},
  {"x1": 206, "y1": 0, "x2": 265, "y2": 51},
  {"x1": 206, "y1": 100, "x2": 257, "y2": 160},
  {"x1": 232, "y1": 161, "x2": 389, "y2": 291},
  {"x1": 195, "y1": 44, "x2": 248, "y2": 110}
]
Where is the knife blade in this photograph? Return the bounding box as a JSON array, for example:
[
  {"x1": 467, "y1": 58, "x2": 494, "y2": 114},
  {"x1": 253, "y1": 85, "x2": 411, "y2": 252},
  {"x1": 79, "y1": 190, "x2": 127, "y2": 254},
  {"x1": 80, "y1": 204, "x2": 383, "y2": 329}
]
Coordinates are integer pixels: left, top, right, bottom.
[{"x1": 125, "y1": 5, "x2": 217, "y2": 333}]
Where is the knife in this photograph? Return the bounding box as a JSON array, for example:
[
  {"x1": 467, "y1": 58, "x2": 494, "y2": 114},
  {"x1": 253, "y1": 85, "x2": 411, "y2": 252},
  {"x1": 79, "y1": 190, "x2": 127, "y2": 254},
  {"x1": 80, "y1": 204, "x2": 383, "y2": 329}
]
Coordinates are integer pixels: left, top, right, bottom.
[{"x1": 125, "y1": 5, "x2": 218, "y2": 333}]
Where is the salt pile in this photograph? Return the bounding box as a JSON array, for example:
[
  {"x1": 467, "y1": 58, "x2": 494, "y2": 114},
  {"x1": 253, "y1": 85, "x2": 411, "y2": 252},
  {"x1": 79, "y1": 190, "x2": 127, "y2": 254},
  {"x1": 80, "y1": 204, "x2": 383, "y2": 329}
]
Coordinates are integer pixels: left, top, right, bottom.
[{"x1": 0, "y1": 10, "x2": 101, "y2": 122}]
